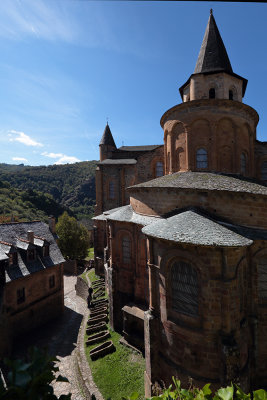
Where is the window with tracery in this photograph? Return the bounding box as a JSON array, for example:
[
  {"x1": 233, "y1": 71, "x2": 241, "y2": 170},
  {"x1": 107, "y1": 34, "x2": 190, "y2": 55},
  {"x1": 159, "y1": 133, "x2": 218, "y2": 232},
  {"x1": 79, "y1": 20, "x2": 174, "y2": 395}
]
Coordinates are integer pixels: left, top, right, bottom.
[
  {"x1": 241, "y1": 153, "x2": 246, "y2": 175},
  {"x1": 196, "y1": 148, "x2": 208, "y2": 169},
  {"x1": 109, "y1": 181, "x2": 115, "y2": 199},
  {"x1": 258, "y1": 258, "x2": 267, "y2": 299},
  {"x1": 122, "y1": 235, "x2": 131, "y2": 264},
  {"x1": 261, "y1": 161, "x2": 267, "y2": 181},
  {"x1": 156, "y1": 161, "x2": 164, "y2": 177},
  {"x1": 170, "y1": 260, "x2": 199, "y2": 316},
  {"x1": 209, "y1": 88, "x2": 215, "y2": 99}
]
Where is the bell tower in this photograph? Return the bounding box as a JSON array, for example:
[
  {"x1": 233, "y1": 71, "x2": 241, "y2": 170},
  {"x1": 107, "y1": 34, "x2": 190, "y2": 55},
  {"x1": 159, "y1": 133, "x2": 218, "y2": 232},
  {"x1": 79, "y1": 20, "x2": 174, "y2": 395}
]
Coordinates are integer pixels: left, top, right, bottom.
[{"x1": 161, "y1": 10, "x2": 258, "y2": 177}]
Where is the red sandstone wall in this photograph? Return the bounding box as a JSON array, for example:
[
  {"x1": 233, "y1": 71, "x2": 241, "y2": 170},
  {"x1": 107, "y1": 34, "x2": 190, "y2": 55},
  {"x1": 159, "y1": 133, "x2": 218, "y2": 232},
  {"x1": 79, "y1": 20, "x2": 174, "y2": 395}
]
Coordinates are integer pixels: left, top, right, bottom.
[{"x1": 130, "y1": 189, "x2": 267, "y2": 229}]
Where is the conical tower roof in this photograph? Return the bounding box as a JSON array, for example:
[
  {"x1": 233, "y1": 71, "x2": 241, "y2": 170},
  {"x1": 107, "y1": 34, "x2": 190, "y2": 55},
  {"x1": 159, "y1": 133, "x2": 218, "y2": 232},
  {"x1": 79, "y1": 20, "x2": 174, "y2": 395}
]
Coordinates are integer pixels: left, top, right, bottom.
[
  {"x1": 99, "y1": 123, "x2": 116, "y2": 147},
  {"x1": 194, "y1": 9, "x2": 233, "y2": 75}
]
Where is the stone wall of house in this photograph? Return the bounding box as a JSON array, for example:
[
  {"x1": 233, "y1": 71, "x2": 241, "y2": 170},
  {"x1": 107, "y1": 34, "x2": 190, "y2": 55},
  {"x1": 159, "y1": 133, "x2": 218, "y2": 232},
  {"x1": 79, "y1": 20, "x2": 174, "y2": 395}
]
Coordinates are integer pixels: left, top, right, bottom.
[{"x1": 3, "y1": 264, "x2": 64, "y2": 339}]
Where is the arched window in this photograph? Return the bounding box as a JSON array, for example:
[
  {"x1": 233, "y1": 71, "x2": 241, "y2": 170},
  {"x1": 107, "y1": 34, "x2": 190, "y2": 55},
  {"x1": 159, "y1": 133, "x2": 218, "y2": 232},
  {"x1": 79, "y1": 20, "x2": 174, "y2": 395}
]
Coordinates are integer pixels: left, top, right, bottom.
[
  {"x1": 170, "y1": 260, "x2": 199, "y2": 316},
  {"x1": 258, "y1": 258, "x2": 267, "y2": 299},
  {"x1": 229, "y1": 90, "x2": 233, "y2": 100},
  {"x1": 209, "y1": 88, "x2": 215, "y2": 99},
  {"x1": 122, "y1": 235, "x2": 131, "y2": 264},
  {"x1": 261, "y1": 161, "x2": 267, "y2": 181},
  {"x1": 156, "y1": 161, "x2": 164, "y2": 177},
  {"x1": 240, "y1": 153, "x2": 246, "y2": 175},
  {"x1": 196, "y1": 148, "x2": 208, "y2": 169},
  {"x1": 109, "y1": 181, "x2": 115, "y2": 199}
]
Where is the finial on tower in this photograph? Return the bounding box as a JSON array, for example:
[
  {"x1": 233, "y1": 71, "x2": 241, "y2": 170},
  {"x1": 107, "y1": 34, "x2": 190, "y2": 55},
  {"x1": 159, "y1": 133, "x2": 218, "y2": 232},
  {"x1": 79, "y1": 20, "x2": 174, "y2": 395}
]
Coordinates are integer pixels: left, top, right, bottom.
[
  {"x1": 210, "y1": 8, "x2": 213, "y2": 15},
  {"x1": 106, "y1": 117, "x2": 109, "y2": 125}
]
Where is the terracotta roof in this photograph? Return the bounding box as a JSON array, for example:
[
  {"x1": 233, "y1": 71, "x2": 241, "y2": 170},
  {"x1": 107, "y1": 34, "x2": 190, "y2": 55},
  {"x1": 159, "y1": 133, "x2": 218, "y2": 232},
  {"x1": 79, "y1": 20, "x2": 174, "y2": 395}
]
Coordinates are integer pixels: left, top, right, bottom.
[
  {"x1": 99, "y1": 123, "x2": 116, "y2": 147},
  {"x1": 142, "y1": 210, "x2": 252, "y2": 247},
  {"x1": 129, "y1": 171, "x2": 267, "y2": 196}
]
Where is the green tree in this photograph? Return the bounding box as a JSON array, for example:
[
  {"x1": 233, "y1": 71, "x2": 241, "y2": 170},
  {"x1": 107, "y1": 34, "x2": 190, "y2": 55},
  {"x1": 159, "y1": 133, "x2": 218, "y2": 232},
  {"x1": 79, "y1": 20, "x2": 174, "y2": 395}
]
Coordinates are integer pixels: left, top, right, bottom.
[{"x1": 56, "y1": 212, "x2": 90, "y2": 260}]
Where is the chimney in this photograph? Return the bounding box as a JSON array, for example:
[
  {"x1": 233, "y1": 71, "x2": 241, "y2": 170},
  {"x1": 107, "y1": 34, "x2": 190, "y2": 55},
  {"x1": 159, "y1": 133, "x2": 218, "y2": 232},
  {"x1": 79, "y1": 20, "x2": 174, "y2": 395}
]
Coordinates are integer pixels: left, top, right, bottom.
[
  {"x1": 27, "y1": 231, "x2": 34, "y2": 243},
  {"x1": 49, "y1": 216, "x2": 56, "y2": 234}
]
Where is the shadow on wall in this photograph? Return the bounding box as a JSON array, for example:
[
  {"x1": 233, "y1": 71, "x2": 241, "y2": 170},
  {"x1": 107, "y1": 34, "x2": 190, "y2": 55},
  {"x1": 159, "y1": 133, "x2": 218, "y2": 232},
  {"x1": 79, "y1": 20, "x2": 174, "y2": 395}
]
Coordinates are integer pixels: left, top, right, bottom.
[{"x1": 11, "y1": 305, "x2": 83, "y2": 359}]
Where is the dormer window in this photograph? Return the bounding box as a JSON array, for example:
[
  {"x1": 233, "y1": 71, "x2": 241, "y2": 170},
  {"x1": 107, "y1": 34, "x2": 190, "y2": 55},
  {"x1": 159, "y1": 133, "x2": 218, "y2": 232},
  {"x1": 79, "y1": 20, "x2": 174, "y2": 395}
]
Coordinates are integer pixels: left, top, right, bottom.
[
  {"x1": 209, "y1": 88, "x2": 215, "y2": 99},
  {"x1": 43, "y1": 245, "x2": 49, "y2": 257},
  {"x1": 28, "y1": 249, "x2": 35, "y2": 261}
]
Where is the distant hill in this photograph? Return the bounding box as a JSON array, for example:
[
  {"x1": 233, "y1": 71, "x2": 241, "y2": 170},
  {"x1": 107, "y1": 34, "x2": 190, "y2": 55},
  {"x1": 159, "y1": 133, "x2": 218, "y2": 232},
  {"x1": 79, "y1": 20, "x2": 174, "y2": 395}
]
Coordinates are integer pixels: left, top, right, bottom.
[
  {"x1": 0, "y1": 181, "x2": 72, "y2": 222},
  {"x1": 0, "y1": 161, "x2": 97, "y2": 220}
]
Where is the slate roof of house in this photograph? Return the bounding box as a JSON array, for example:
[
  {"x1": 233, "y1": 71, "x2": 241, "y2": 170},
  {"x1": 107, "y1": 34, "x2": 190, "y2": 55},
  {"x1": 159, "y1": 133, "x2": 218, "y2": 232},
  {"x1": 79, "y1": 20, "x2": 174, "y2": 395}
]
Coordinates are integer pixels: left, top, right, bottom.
[
  {"x1": 0, "y1": 221, "x2": 65, "y2": 283},
  {"x1": 129, "y1": 171, "x2": 267, "y2": 196},
  {"x1": 118, "y1": 145, "x2": 162, "y2": 152},
  {"x1": 99, "y1": 123, "x2": 116, "y2": 147},
  {"x1": 98, "y1": 159, "x2": 137, "y2": 165},
  {"x1": 142, "y1": 210, "x2": 253, "y2": 247},
  {"x1": 194, "y1": 10, "x2": 233, "y2": 75}
]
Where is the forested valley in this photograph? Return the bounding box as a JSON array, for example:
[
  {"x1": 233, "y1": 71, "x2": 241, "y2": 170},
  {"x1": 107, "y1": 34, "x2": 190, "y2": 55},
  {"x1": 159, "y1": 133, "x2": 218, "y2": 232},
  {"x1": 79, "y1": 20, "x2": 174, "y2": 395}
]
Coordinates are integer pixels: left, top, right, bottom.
[{"x1": 0, "y1": 161, "x2": 97, "y2": 222}]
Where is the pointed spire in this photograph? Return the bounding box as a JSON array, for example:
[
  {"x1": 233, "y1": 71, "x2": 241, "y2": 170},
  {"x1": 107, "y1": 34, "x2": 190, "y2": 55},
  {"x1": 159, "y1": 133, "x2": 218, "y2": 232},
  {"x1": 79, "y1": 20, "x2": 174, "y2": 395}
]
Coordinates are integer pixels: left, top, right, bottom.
[
  {"x1": 99, "y1": 122, "x2": 116, "y2": 147},
  {"x1": 194, "y1": 10, "x2": 233, "y2": 75}
]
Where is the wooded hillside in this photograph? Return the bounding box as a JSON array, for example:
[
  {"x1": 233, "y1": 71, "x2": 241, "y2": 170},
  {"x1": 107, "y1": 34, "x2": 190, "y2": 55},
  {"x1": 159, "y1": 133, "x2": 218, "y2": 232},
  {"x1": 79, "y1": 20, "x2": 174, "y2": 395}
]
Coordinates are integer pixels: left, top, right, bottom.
[{"x1": 0, "y1": 161, "x2": 97, "y2": 221}]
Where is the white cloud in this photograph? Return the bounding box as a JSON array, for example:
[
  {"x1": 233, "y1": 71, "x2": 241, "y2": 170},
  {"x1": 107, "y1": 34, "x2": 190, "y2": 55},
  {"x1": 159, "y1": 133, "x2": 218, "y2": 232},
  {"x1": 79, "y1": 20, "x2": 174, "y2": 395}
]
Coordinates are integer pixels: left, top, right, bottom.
[
  {"x1": 41, "y1": 152, "x2": 63, "y2": 158},
  {"x1": 42, "y1": 151, "x2": 80, "y2": 165},
  {"x1": 0, "y1": 0, "x2": 79, "y2": 42},
  {"x1": 12, "y1": 157, "x2": 27, "y2": 162},
  {"x1": 54, "y1": 155, "x2": 80, "y2": 165},
  {"x1": 9, "y1": 130, "x2": 43, "y2": 147}
]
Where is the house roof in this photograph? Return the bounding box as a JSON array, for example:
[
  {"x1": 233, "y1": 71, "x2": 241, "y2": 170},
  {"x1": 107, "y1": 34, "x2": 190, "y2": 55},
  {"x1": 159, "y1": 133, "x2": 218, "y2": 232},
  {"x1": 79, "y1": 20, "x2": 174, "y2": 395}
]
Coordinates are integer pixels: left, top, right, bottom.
[
  {"x1": 0, "y1": 221, "x2": 65, "y2": 283},
  {"x1": 142, "y1": 210, "x2": 252, "y2": 247},
  {"x1": 98, "y1": 159, "x2": 137, "y2": 165},
  {"x1": 194, "y1": 10, "x2": 232, "y2": 75},
  {"x1": 99, "y1": 123, "x2": 116, "y2": 147},
  {"x1": 129, "y1": 171, "x2": 267, "y2": 196}
]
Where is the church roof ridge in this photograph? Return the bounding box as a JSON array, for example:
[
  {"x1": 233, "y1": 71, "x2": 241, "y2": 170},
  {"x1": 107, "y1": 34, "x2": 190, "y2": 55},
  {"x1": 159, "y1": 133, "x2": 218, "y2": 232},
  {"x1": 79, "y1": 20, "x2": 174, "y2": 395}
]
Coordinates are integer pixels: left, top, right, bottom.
[{"x1": 194, "y1": 10, "x2": 233, "y2": 75}]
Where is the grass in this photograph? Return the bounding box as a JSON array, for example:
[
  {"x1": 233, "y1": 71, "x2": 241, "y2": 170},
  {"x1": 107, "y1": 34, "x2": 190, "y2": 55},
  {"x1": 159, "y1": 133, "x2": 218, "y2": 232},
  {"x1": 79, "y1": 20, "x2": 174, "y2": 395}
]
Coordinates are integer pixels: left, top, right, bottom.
[
  {"x1": 85, "y1": 247, "x2": 94, "y2": 261},
  {"x1": 85, "y1": 324, "x2": 145, "y2": 400},
  {"x1": 85, "y1": 270, "x2": 145, "y2": 400}
]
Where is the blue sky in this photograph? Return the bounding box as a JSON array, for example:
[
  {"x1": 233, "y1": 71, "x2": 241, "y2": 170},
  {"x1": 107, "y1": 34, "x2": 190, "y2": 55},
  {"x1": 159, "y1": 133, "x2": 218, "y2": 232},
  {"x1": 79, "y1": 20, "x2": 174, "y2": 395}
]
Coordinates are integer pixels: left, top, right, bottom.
[{"x1": 0, "y1": 1, "x2": 267, "y2": 166}]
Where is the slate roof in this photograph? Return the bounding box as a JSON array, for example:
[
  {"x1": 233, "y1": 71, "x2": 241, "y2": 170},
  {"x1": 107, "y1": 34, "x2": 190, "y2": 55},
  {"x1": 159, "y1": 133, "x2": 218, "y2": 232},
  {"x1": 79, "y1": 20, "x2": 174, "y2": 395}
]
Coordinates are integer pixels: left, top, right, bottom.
[
  {"x1": 118, "y1": 145, "x2": 162, "y2": 152},
  {"x1": 98, "y1": 159, "x2": 137, "y2": 165},
  {"x1": 129, "y1": 171, "x2": 267, "y2": 196},
  {"x1": 93, "y1": 206, "x2": 125, "y2": 221},
  {"x1": 194, "y1": 10, "x2": 232, "y2": 75},
  {"x1": 99, "y1": 123, "x2": 116, "y2": 147},
  {"x1": 0, "y1": 221, "x2": 65, "y2": 283},
  {"x1": 106, "y1": 205, "x2": 162, "y2": 226},
  {"x1": 142, "y1": 210, "x2": 252, "y2": 247}
]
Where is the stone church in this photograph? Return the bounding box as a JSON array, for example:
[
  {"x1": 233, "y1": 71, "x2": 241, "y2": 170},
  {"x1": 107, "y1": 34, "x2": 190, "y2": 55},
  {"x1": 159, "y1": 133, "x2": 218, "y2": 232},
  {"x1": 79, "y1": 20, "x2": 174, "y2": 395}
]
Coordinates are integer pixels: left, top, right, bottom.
[{"x1": 93, "y1": 11, "x2": 267, "y2": 394}]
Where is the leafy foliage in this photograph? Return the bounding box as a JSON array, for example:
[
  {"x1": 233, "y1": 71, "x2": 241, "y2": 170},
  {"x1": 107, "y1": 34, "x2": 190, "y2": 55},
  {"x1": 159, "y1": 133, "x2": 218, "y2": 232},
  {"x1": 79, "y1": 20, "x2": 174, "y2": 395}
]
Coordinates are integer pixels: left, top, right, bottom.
[
  {"x1": 0, "y1": 347, "x2": 71, "y2": 399},
  {"x1": 0, "y1": 161, "x2": 97, "y2": 219},
  {"x1": 145, "y1": 378, "x2": 267, "y2": 400},
  {"x1": 0, "y1": 183, "x2": 71, "y2": 222},
  {"x1": 56, "y1": 212, "x2": 91, "y2": 260}
]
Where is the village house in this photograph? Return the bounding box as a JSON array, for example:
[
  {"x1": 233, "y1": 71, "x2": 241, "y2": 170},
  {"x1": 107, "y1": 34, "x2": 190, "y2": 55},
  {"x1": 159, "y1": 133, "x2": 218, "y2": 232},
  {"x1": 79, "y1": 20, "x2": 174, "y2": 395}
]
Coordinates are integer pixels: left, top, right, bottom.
[
  {"x1": 0, "y1": 218, "x2": 65, "y2": 357},
  {"x1": 93, "y1": 10, "x2": 267, "y2": 395}
]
